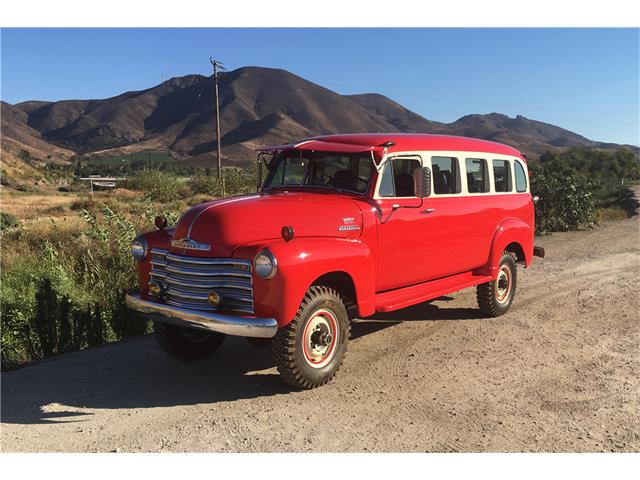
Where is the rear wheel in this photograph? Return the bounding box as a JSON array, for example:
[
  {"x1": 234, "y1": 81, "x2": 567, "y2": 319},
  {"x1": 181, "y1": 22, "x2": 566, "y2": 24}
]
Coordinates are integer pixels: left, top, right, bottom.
[
  {"x1": 154, "y1": 321, "x2": 225, "y2": 360},
  {"x1": 477, "y1": 252, "x2": 517, "y2": 317},
  {"x1": 272, "y1": 286, "x2": 350, "y2": 389}
]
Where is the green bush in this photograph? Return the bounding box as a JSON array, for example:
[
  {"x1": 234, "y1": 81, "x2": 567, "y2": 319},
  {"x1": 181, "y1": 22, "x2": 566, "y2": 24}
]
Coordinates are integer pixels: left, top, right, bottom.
[
  {"x1": 0, "y1": 212, "x2": 20, "y2": 230},
  {"x1": 530, "y1": 164, "x2": 599, "y2": 233},
  {"x1": 0, "y1": 205, "x2": 153, "y2": 369},
  {"x1": 189, "y1": 168, "x2": 256, "y2": 197},
  {"x1": 125, "y1": 170, "x2": 185, "y2": 201},
  {"x1": 530, "y1": 147, "x2": 639, "y2": 233},
  {"x1": 18, "y1": 149, "x2": 31, "y2": 161}
]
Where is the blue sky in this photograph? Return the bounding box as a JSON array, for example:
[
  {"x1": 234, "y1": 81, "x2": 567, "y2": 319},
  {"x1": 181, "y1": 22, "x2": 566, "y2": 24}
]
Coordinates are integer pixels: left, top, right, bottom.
[{"x1": 1, "y1": 28, "x2": 638, "y2": 145}]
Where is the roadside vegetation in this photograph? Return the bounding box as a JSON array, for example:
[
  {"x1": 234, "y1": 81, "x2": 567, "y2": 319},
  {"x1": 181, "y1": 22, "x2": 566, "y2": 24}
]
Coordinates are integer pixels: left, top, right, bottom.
[
  {"x1": 1, "y1": 166, "x2": 255, "y2": 369},
  {"x1": 530, "y1": 147, "x2": 640, "y2": 233},
  {"x1": 1, "y1": 147, "x2": 638, "y2": 369}
]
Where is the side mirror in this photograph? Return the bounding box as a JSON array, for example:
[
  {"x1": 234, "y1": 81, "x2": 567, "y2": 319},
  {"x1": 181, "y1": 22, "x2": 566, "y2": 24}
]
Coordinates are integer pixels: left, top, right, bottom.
[{"x1": 415, "y1": 166, "x2": 431, "y2": 198}]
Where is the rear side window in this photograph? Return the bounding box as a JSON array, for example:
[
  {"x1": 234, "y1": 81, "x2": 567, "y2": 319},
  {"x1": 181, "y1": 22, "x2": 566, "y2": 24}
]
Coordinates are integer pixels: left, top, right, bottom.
[
  {"x1": 514, "y1": 160, "x2": 528, "y2": 192},
  {"x1": 465, "y1": 158, "x2": 489, "y2": 193},
  {"x1": 492, "y1": 159, "x2": 512, "y2": 192},
  {"x1": 431, "y1": 156, "x2": 461, "y2": 194}
]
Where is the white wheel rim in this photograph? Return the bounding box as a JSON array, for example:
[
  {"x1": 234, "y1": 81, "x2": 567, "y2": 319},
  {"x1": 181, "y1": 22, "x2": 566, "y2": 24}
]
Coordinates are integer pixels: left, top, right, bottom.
[
  {"x1": 302, "y1": 308, "x2": 339, "y2": 369},
  {"x1": 495, "y1": 265, "x2": 512, "y2": 304}
]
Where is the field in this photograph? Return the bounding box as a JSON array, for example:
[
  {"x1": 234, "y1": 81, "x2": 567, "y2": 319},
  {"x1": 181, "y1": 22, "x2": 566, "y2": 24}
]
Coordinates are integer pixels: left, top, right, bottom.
[
  {"x1": 1, "y1": 187, "x2": 639, "y2": 452},
  {"x1": 86, "y1": 150, "x2": 172, "y2": 168}
]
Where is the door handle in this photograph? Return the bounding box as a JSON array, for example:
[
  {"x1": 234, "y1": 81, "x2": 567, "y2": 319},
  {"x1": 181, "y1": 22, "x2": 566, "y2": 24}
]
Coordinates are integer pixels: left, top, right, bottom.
[{"x1": 420, "y1": 208, "x2": 436, "y2": 214}]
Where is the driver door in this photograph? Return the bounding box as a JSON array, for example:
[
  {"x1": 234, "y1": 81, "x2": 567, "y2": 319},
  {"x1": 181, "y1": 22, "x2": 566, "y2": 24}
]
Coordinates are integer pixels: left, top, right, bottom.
[{"x1": 375, "y1": 156, "x2": 432, "y2": 292}]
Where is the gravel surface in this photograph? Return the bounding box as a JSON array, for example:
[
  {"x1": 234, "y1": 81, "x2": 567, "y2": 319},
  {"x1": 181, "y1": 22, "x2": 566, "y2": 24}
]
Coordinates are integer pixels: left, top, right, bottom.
[{"x1": 2, "y1": 188, "x2": 639, "y2": 452}]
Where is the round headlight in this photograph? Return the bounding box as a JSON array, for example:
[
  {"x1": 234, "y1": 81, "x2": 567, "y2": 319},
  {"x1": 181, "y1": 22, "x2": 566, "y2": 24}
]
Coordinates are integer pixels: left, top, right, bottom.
[
  {"x1": 130, "y1": 237, "x2": 148, "y2": 262},
  {"x1": 254, "y1": 250, "x2": 277, "y2": 279}
]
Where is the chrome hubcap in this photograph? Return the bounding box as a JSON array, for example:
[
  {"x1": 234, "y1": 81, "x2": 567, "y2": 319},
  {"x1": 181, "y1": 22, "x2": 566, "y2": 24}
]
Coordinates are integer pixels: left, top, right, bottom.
[{"x1": 303, "y1": 308, "x2": 339, "y2": 368}]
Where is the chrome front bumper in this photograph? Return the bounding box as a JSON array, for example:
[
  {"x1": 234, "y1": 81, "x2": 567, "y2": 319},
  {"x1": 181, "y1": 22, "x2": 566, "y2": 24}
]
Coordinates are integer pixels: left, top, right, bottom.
[{"x1": 125, "y1": 293, "x2": 278, "y2": 338}]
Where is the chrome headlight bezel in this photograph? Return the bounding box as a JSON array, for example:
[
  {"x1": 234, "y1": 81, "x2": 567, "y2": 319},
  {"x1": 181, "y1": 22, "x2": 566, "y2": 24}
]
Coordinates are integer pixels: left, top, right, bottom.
[
  {"x1": 130, "y1": 236, "x2": 148, "y2": 262},
  {"x1": 253, "y1": 249, "x2": 277, "y2": 279}
]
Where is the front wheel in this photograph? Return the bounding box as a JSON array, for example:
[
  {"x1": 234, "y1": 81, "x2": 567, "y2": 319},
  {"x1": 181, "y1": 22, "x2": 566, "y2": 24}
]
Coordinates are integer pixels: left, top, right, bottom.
[
  {"x1": 476, "y1": 251, "x2": 517, "y2": 317},
  {"x1": 272, "y1": 286, "x2": 350, "y2": 389}
]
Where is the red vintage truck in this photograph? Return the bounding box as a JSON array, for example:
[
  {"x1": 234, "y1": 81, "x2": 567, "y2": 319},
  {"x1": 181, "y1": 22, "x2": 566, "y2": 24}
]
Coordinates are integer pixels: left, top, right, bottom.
[{"x1": 126, "y1": 133, "x2": 543, "y2": 389}]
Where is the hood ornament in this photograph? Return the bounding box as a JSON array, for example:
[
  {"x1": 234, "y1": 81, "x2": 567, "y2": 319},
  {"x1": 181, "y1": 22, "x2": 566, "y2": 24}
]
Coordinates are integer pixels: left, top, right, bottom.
[{"x1": 170, "y1": 238, "x2": 212, "y2": 251}]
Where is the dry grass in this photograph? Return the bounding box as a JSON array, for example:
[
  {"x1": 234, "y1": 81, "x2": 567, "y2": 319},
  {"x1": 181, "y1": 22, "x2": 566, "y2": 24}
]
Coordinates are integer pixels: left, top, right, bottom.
[
  {"x1": 597, "y1": 207, "x2": 629, "y2": 222},
  {"x1": 0, "y1": 189, "x2": 78, "y2": 220},
  {"x1": 0, "y1": 188, "x2": 146, "y2": 223}
]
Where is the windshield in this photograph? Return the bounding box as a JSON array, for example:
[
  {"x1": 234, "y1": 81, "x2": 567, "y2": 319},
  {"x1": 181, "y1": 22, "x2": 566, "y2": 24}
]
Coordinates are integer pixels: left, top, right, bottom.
[{"x1": 263, "y1": 152, "x2": 373, "y2": 194}]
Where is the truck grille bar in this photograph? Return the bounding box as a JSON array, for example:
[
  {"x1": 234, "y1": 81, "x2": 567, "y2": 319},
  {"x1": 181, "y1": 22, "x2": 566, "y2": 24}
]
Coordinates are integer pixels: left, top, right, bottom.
[{"x1": 149, "y1": 248, "x2": 254, "y2": 314}]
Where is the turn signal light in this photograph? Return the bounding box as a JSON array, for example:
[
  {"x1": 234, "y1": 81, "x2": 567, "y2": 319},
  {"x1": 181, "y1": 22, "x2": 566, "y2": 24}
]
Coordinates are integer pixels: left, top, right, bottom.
[
  {"x1": 148, "y1": 281, "x2": 163, "y2": 297},
  {"x1": 207, "y1": 291, "x2": 221, "y2": 307}
]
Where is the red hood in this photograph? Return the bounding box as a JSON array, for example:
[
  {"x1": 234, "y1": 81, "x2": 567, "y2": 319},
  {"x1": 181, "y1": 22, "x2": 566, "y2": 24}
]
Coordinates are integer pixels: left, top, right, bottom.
[{"x1": 171, "y1": 191, "x2": 366, "y2": 257}]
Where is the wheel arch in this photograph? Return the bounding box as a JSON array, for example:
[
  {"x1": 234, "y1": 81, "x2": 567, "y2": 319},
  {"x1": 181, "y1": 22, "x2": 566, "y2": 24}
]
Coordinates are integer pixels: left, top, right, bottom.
[
  {"x1": 237, "y1": 237, "x2": 377, "y2": 327},
  {"x1": 311, "y1": 271, "x2": 358, "y2": 318},
  {"x1": 505, "y1": 241, "x2": 526, "y2": 264},
  {"x1": 477, "y1": 217, "x2": 533, "y2": 277}
]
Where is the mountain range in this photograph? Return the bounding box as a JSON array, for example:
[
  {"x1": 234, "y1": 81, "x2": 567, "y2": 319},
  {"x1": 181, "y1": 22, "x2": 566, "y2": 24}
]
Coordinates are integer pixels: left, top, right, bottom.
[{"x1": 0, "y1": 66, "x2": 631, "y2": 175}]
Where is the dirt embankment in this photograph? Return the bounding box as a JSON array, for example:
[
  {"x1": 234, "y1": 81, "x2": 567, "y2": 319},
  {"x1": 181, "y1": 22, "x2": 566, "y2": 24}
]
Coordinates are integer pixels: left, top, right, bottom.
[{"x1": 2, "y1": 187, "x2": 639, "y2": 452}]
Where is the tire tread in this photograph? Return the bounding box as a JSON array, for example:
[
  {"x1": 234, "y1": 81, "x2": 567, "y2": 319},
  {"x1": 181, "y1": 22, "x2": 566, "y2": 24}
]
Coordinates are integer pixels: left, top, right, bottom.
[
  {"x1": 272, "y1": 286, "x2": 350, "y2": 389},
  {"x1": 476, "y1": 251, "x2": 517, "y2": 317}
]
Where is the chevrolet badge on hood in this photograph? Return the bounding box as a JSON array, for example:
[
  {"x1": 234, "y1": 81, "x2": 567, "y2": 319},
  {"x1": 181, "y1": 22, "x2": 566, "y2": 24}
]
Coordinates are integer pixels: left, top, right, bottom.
[{"x1": 171, "y1": 238, "x2": 212, "y2": 251}]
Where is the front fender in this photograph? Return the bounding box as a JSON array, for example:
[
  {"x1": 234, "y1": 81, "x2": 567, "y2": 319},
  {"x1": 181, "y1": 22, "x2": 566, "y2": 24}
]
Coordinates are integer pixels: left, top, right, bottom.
[
  {"x1": 233, "y1": 237, "x2": 376, "y2": 327},
  {"x1": 477, "y1": 217, "x2": 533, "y2": 278}
]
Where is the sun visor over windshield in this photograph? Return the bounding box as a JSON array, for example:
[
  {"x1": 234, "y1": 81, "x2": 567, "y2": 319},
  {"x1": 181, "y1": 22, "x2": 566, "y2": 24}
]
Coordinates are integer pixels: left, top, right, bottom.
[{"x1": 256, "y1": 140, "x2": 381, "y2": 155}]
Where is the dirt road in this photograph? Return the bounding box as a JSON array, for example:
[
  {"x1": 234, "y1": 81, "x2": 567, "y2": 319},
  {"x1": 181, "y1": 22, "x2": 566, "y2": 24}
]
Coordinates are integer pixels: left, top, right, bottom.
[{"x1": 2, "y1": 190, "x2": 639, "y2": 452}]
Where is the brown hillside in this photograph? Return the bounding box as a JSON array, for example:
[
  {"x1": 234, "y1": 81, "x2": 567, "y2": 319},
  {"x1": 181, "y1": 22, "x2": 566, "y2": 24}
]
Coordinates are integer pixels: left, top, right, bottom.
[{"x1": 4, "y1": 66, "x2": 634, "y2": 167}]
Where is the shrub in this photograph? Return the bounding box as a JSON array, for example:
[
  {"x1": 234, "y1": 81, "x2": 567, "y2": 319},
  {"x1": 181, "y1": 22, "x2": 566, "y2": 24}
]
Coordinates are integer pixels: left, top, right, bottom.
[
  {"x1": 125, "y1": 170, "x2": 184, "y2": 202},
  {"x1": 0, "y1": 212, "x2": 20, "y2": 230},
  {"x1": 0, "y1": 204, "x2": 153, "y2": 369},
  {"x1": 530, "y1": 146, "x2": 640, "y2": 233},
  {"x1": 530, "y1": 163, "x2": 599, "y2": 233},
  {"x1": 18, "y1": 149, "x2": 31, "y2": 161},
  {"x1": 189, "y1": 168, "x2": 256, "y2": 197}
]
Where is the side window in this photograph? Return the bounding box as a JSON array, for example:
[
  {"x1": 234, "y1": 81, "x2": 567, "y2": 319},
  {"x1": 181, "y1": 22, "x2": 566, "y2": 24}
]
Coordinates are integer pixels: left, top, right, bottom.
[
  {"x1": 379, "y1": 161, "x2": 395, "y2": 197},
  {"x1": 492, "y1": 159, "x2": 512, "y2": 192},
  {"x1": 431, "y1": 156, "x2": 461, "y2": 194},
  {"x1": 514, "y1": 160, "x2": 528, "y2": 192},
  {"x1": 465, "y1": 158, "x2": 489, "y2": 193},
  {"x1": 392, "y1": 158, "x2": 421, "y2": 196},
  {"x1": 378, "y1": 157, "x2": 421, "y2": 197}
]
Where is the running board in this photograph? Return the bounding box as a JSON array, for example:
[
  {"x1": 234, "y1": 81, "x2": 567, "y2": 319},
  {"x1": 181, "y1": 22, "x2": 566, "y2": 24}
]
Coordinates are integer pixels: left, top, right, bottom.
[{"x1": 375, "y1": 271, "x2": 493, "y2": 312}]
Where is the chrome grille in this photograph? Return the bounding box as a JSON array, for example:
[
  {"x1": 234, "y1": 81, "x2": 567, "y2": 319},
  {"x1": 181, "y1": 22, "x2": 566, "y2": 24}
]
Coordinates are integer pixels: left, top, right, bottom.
[{"x1": 149, "y1": 248, "x2": 254, "y2": 314}]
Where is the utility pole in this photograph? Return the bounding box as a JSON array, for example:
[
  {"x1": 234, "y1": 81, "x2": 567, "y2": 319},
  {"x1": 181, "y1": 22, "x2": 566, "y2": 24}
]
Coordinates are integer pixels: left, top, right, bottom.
[{"x1": 210, "y1": 57, "x2": 225, "y2": 195}]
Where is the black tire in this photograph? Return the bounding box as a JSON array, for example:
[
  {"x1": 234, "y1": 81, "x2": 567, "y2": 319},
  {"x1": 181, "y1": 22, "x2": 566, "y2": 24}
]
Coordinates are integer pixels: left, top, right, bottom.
[
  {"x1": 154, "y1": 321, "x2": 225, "y2": 361},
  {"x1": 272, "y1": 286, "x2": 351, "y2": 389},
  {"x1": 477, "y1": 251, "x2": 517, "y2": 317}
]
